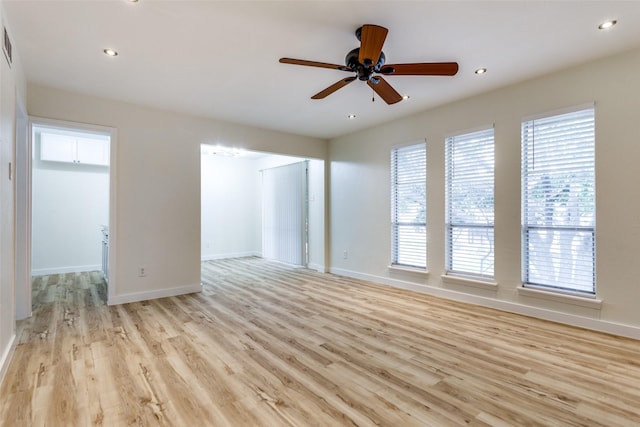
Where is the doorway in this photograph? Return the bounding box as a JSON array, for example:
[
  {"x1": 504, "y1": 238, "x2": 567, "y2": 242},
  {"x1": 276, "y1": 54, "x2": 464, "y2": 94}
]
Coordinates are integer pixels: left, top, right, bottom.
[
  {"x1": 200, "y1": 145, "x2": 325, "y2": 272},
  {"x1": 16, "y1": 117, "x2": 117, "y2": 318}
]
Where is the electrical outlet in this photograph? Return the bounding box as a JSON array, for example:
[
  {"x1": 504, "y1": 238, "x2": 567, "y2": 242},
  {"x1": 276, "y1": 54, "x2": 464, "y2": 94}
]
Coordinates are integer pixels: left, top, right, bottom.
[
  {"x1": 343, "y1": 250, "x2": 348, "y2": 260},
  {"x1": 138, "y1": 266, "x2": 147, "y2": 277}
]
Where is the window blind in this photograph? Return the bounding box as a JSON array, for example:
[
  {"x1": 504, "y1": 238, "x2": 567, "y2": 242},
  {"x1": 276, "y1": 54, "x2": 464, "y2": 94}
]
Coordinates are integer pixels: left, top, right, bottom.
[
  {"x1": 445, "y1": 128, "x2": 494, "y2": 277},
  {"x1": 521, "y1": 107, "x2": 595, "y2": 294},
  {"x1": 262, "y1": 161, "x2": 308, "y2": 266},
  {"x1": 391, "y1": 143, "x2": 426, "y2": 268}
]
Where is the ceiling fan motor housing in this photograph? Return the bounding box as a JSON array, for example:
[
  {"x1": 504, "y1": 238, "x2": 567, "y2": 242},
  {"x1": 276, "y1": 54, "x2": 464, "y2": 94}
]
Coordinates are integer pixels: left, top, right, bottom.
[{"x1": 346, "y1": 48, "x2": 386, "y2": 81}]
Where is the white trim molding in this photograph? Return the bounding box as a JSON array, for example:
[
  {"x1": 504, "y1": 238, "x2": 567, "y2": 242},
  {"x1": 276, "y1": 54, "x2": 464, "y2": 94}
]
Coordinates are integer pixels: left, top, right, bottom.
[
  {"x1": 330, "y1": 267, "x2": 640, "y2": 340},
  {"x1": 107, "y1": 283, "x2": 202, "y2": 306},
  {"x1": 442, "y1": 274, "x2": 498, "y2": 290},
  {"x1": 0, "y1": 334, "x2": 16, "y2": 388},
  {"x1": 32, "y1": 264, "x2": 102, "y2": 276},
  {"x1": 388, "y1": 264, "x2": 429, "y2": 276},
  {"x1": 517, "y1": 285, "x2": 602, "y2": 310},
  {"x1": 308, "y1": 262, "x2": 327, "y2": 273},
  {"x1": 201, "y1": 251, "x2": 261, "y2": 262}
]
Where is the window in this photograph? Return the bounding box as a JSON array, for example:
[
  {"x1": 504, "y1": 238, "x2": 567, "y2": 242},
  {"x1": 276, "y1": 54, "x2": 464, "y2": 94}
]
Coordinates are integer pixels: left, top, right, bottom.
[
  {"x1": 445, "y1": 128, "x2": 495, "y2": 278},
  {"x1": 521, "y1": 106, "x2": 595, "y2": 294},
  {"x1": 391, "y1": 142, "x2": 426, "y2": 269}
]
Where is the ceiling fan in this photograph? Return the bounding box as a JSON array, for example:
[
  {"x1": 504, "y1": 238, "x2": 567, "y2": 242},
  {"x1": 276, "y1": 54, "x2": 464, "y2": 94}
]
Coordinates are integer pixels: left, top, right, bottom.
[{"x1": 279, "y1": 24, "x2": 459, "y2": 105}]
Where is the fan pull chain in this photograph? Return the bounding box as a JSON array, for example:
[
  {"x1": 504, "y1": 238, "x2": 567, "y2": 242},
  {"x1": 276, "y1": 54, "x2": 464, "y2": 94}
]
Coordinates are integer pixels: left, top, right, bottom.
[{"x1": 372, "y1": 87, "x2": 375, "y2": 103}]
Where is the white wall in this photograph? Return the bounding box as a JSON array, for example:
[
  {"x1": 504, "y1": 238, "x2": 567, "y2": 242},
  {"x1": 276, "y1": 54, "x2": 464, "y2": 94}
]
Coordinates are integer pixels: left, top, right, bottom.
[
  {"x1": 0, "y1": 1, "x2": 27, "y2": 385},
  {"x1": 31, "y1": 134, "x2": 109, "y2": 274},
  {"x1": 201, "y1": 153, "x2": 260, "y2": 260},
  {"x1": 307, "y1": 159, "x2": 325, "y2": 272},
  {"x1": 27, "y1": 84, "x2": 327, "y2": 305},
  {"x1": 329, "y1": 47, "x2": 640, "y2": 338}
]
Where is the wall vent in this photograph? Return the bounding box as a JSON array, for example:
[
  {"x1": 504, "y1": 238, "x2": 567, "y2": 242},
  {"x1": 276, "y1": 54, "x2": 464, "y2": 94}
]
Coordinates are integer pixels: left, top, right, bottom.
[{"x1": 3, "y1": 25, "x2": 12, "y2": 67}]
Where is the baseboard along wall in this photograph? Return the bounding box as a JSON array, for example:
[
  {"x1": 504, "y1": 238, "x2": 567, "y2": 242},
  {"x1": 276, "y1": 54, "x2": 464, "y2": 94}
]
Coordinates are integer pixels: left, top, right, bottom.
[
  {"x1": 32, "y1": 264, "x2": 102, "y2": 276},
  {"x1": 329, "y1": 267, "x2": 640, "y2": 341}
]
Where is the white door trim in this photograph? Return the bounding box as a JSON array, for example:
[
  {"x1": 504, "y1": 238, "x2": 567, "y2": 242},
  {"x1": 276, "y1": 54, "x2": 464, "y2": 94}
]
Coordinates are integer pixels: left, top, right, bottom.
[
  {"x1": 14, "y1": 100, "x2": 29, "y2": 319},
  {"x1": 24, "y1": 116, "x2": 117, "y2": 308}
]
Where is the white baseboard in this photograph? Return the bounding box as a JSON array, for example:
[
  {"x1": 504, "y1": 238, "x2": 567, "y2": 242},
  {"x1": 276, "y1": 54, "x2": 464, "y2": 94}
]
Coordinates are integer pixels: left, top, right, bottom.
[
  {"x1": 108, "y1": 283, "x2": 202, "y2": 306},
  {"x1": 330, "y1": 267, "x2": 640, "y2": 340},
  {"x1": 308, "y1": 262, "x2": 327, "y2": 273},
  {"x1": 201, "y1": 251, "x2": 261, "y2": 261},
  {"x1": 0, "y1": 333, "x2": 16, "y2": 388},
  {"x1": 32, "y1": 264, "x2": 102, "y2": 276}
]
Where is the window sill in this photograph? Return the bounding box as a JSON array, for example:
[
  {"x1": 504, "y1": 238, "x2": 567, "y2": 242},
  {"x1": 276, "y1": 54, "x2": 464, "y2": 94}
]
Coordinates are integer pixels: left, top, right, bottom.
[
  {"x1": 388, "y1": 264, "x2": 429, "y2": 276},
  {"x1": 517, "y1": 285, "x2": 602, "y2": 310},
  {"x1": 441, "y1": 274, "x2": 498, "y2": 290}
]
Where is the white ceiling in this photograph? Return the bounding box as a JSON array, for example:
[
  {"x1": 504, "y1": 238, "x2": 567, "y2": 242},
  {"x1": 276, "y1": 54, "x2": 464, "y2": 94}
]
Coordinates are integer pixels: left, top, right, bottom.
[{"x1": 4, "y1": 1, "x2": 640, "y2": 140}]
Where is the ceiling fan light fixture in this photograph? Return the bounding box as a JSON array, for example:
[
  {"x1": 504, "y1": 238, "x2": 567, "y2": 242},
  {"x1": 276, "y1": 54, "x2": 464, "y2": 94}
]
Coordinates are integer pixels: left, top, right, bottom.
[
  {"x1": 280, "y1": 24, "x2": 458, "y2": 105},
  {"x1": 475, "y1": 67, "x2": 487, "y2": 75},
  {"x1": 402, "y1": 95, "x2": 410, "y2": 100},
  {"x1": 103, "y1": 48, "x2": 118, "y2": 57},
  {"x1": 598, "y1": 19, "x2": 617, "y2": 30}
]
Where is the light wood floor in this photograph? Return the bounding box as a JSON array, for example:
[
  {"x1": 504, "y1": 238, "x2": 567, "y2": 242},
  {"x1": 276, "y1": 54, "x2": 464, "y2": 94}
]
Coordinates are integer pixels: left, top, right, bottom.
[{"x1": 1, "y1": 258, "x2": 639, "y2": 426}]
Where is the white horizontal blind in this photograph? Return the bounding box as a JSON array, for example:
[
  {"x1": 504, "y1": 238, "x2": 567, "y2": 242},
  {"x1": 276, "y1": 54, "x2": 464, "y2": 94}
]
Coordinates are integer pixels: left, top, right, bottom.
[
  {"x1": 262, "y1": 161, "x2": 308, "y2": 266},
  {"x1": 445, "y1": 128, "x2": 494, "y2": 277},
  {"x1": 391, "y1": 143, "x2": 426, "y2": 268},
  {"x1": 521, "y1": 107, "x2": 595, "y2": 294}
]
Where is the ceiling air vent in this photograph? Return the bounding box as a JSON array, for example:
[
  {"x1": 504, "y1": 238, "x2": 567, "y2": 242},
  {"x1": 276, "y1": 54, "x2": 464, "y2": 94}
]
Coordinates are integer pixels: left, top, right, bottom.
[{"x1": 3, "y1": 25, "x2": 12, "y2": 67}]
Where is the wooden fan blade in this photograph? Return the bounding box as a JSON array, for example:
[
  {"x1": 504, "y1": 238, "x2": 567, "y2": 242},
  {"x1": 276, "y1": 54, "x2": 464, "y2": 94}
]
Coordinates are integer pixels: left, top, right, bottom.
[
  {"x1": 279, "y1": 57, "x2": 351, "y2": 71},
  {"x1": 311, "y1": 77, "x2": 357, "y2": 99},
  {"x1": 383, "y1": 62, "x2": 459, "y2": 76},
  {"x1": 358, "y1": 25, "x2": 388, "y2": 66},
  {"x1": 367, "y1": 76, "x2": 402, "y2": 105}
]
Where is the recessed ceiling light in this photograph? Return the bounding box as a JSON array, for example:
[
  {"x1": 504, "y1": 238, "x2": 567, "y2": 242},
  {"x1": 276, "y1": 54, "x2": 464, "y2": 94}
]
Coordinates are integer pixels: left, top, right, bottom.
[
  {"x1": 103, "y1": 48, "x2": 118, "y2": 57},
  {"x1": 475, "y1": 67, "x2": 487, "y2": 75},
  {"x1": 598, "y1": 19, "x2": 617, "y2": 30},
  {"x1": 402, "y1": 95, "x2": 410, "y2": 100},
  {"x1": 347, "y1": 114, "x2": 356, "y2": 119}
]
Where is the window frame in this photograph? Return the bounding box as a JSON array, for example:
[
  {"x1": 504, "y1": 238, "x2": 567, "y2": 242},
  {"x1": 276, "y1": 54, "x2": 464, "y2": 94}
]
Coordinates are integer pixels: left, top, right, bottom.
[
  {"x1": 390, "y1": 141, "x2": 427, "y2": 270},
  {"x1": 445, "y1": 126, "x2": 495, "y2": 279},
  {"x1": 521, "y1": 104, "x2": 596, "y2": 296}
]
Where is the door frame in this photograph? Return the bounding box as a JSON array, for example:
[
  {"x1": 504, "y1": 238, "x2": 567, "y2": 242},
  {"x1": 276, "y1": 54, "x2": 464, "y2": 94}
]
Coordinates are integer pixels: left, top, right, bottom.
[
  {"x1": 14, "y1": 100, "x2": 29, "y2": 319},
  {"x1": 17, "y1": 116, "x2": 118, "y2": 315}
]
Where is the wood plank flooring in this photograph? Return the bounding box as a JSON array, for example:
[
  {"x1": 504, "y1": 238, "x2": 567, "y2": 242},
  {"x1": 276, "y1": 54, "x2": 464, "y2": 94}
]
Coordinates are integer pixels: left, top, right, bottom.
[{"x1": 1, "y1": 257, "x2": 640, "y2": 426}]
